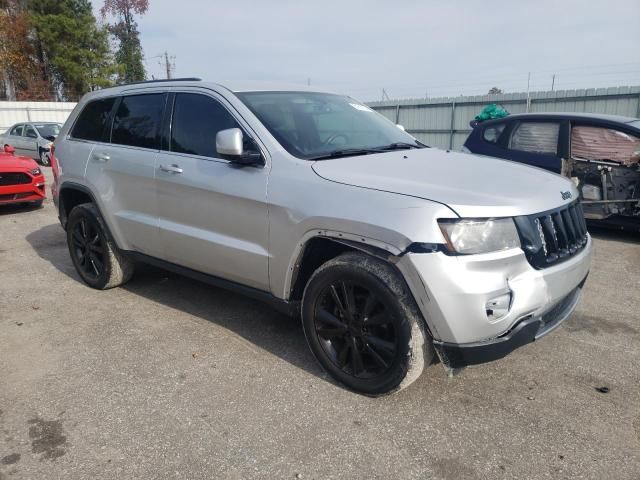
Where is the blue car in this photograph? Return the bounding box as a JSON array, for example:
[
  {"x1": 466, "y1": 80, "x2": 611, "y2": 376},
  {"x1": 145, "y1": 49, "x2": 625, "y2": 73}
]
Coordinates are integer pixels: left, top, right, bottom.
[{"x1": 463, "y1": 112, "x2": 640, "y2": 230}]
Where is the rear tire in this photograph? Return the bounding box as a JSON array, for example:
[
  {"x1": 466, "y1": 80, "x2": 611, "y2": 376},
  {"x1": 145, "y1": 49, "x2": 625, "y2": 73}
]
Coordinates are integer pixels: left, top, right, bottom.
[
  {"x1": 302, "y1": 252, "x2": 433, "y2": 395},
  {"x1": 66, "y1": 203, "x2": 134, "y2": 289}
]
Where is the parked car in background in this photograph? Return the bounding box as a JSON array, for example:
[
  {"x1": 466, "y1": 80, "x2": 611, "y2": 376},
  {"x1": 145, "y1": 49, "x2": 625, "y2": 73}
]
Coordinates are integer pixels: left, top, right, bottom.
[
  {"x1": 52, "y1": 79, "x2": 592, "y2": 395},
  {"x1": 0, "y1": 122, "x2": 62, "y2": 166},
  {"x1": 0, "y1": 145, "x2": 46, "y2": 207},
  {"x1": 464, "y1": 113, "x2": 640, "y2": 230}
]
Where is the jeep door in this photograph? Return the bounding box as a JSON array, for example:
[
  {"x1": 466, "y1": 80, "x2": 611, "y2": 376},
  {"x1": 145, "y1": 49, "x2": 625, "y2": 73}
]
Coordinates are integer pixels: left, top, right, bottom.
[
  {"x1": 154, "y1": 91, "x2": 269, "y2": 290},
  {"x1": 83, "y1": 92, "x2": 167, "y2": 257}
]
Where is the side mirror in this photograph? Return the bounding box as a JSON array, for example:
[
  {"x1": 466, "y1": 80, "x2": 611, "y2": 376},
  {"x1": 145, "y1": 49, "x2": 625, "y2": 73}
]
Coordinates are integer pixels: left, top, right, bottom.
[
  {"x1": 216, "y1": 128, "x2": 263, "y2": 166},
  {"x1": 4, "y1": 144, "x2": 15, "y2": 154}
]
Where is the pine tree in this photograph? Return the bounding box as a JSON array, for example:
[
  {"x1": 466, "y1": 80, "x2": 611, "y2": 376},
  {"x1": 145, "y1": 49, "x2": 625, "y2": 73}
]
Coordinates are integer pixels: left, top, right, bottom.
[
  {"x1": 29, "y1": 0, "x2": 118, "y2": 100},
  {"x1": 101, "y1": 0, "x2": 148, "y2": 84}
]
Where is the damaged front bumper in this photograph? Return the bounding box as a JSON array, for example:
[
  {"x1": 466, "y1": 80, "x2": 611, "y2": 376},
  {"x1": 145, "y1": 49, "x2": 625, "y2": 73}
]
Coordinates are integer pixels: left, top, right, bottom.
[
  {"x1": 397, "y1": 235, "x2": 593, "y2": 368},
  {"x1": 432, "y1": 277, "x2": 586, "y2": 368}
]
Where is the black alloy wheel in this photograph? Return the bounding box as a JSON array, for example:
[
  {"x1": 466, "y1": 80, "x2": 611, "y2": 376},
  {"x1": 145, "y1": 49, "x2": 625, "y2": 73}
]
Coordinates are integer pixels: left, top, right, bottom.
[
  {"x1": 302, "y1": 252, "x2": 431, "y2": 395},
  {"x1": 313, "y1": 280, "x2": 398, "y2": 379},
  {"x1": 70, "y1": 216, "x2": 106, "y2": 281}
]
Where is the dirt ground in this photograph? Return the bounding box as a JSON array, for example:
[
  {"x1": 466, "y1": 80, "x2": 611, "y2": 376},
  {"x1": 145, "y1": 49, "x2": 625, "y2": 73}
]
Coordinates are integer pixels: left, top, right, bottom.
[{"x1": 1, "y1": 169, "x2": 639, "y2": 479}]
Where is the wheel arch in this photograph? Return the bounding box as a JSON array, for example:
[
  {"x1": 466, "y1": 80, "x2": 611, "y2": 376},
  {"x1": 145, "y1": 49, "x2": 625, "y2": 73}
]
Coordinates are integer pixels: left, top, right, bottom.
[
  {"x1": 58, "y1": 182, "x2": 101, "y2": 229},
  {"x1": 287, "y1": 232, "x2": 402, "y2": 302}
]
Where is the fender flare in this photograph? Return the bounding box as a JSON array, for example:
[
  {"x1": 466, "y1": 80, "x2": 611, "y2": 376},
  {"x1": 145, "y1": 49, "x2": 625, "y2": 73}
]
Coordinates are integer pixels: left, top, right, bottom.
[
  {"x1": 57, "y1": 181, "x2": 101, "y2": 229},
  {"x1": 284, "y1": 229, "x2": 406, "y2": 300}
]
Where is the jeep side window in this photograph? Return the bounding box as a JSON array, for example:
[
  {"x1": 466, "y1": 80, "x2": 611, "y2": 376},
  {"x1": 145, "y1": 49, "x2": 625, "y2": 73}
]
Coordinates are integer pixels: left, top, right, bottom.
[
  {"x1": 111, "y1": 94, "x2": 165, "y2": 149},
  {"x1": 71, "y1": 98, "x2": 116, "y2": 142},
  {"x1": 571, "y1": 125, "x2": 640, "y2": 166},
  {"x1": 170, "y1": 93, "x2": 240, "y2": 158},
  {"x1": 509, "y1": 122, "x2": 560, "y2": 154},
  {"x1": 482, "y1": 123, "x2": 506, "y2": 144}
]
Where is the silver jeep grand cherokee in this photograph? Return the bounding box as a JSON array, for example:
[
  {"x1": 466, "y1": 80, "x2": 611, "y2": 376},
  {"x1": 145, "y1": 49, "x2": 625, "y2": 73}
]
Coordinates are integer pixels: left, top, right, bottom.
[{"x1": 52, "y1": 79, "x2": 592, "y2": 395}]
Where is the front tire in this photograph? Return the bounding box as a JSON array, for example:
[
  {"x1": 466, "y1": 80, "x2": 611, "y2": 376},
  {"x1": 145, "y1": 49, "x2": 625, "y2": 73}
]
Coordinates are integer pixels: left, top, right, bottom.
[
  {"x1": 66, "y1": 203, "x2": 134, "y2": 289},
  {"x1": 302, "y1": 252, "x2": 433, "y2": 395},
  {"x1": 39, "y1": 149, "x2": 50, "y2": 166}
]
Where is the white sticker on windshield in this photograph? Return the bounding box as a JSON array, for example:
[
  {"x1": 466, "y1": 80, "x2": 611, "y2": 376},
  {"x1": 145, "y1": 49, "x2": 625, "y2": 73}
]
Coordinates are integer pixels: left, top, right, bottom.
[{"x1": 350, "y1": 103, "x2": 374, "y2": 112}]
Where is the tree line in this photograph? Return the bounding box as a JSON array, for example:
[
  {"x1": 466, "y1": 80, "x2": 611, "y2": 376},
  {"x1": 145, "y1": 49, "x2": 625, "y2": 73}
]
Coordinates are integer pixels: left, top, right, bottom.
[{"x1": 0, "y1": 0, "x2": 149, "y2": 101}]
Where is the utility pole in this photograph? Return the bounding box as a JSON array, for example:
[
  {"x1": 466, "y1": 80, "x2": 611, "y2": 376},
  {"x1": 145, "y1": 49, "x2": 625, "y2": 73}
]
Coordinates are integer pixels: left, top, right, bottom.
[
  {"x1": 307, "y1": 77, "x2": 311, "y2": 86},
  {"x1": 551, "y1": 74, "x2": 556, "y2": 91},
  {"x1": 159, "y1": 51, "x2": 175, "y2": 79},
  {"x1": 526, "y1": 72, "x2": 531, "y2": 112},
  {"x1": 382, "y1": 88, "x2": 390, "y2": 101}
]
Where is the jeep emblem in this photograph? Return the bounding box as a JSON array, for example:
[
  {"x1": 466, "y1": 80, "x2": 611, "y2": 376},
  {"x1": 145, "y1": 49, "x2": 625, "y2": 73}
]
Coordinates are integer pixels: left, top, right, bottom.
[{"x1": 561, "y1": 191, "x2": 572, "y2": 200}]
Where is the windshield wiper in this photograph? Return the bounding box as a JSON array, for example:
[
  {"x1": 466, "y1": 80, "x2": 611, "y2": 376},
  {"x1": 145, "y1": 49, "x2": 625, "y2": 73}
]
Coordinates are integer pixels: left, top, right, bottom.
[
  {"x1": 309, "y1": 148, "x2": 383, "y2": 161},
  {"x1": 375, "y1": 142, "x2": 425, "y2": 151}
]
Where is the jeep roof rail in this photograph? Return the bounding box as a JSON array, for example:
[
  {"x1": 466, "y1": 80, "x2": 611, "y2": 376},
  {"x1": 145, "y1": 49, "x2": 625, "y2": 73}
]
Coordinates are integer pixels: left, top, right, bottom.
[{"x1": 123, "y1": 77, "x2": 202, "y2": 86}]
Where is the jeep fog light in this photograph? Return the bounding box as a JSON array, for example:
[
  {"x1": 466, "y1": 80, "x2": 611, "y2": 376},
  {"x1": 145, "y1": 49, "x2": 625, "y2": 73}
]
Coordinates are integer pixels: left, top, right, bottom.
[{"x1": 485, "y1": 293, "x2": 511, "y2": 321}]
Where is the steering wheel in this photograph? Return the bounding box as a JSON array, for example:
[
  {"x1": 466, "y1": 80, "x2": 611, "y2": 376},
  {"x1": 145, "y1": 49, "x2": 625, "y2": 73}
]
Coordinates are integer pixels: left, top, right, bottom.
[{"x1": 323, "y1": 134, "x2": 349, "y2": 146}]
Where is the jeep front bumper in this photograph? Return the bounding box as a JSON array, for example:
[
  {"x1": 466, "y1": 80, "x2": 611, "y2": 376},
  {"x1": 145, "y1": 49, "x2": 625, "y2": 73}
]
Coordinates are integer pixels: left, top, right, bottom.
[{"x1": 397, "y1": 235, "x2": 593, "y2": 367}]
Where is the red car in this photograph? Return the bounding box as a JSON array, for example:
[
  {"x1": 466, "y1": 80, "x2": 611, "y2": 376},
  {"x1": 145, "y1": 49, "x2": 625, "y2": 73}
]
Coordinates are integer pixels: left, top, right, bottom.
[{"x1": 0, "y1": 144, "x2": 46, "y2": 207}]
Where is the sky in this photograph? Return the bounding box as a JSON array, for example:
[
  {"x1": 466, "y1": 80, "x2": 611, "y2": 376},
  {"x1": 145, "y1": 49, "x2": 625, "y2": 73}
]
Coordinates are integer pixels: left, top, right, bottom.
[{"x1": 97, "y1": 0, "x2": 640, "y2": 101}]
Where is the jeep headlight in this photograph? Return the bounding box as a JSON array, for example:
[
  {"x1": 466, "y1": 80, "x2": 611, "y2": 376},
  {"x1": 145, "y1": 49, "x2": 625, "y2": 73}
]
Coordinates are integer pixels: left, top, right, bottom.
[{"x1": 438, "y1": 218, "x2": 520, "y2": 254}]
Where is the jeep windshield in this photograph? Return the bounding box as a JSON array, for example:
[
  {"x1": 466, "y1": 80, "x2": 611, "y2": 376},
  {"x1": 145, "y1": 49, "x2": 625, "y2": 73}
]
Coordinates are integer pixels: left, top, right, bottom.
[{"x1": 236, "y1": 91, "x2": 425, "y2": 160}]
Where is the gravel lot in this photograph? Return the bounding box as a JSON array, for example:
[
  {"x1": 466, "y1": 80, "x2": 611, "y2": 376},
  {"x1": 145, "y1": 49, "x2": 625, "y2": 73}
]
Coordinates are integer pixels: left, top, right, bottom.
[{"x1": 1, "y1": 169, "x2": 639, "y2": 480}]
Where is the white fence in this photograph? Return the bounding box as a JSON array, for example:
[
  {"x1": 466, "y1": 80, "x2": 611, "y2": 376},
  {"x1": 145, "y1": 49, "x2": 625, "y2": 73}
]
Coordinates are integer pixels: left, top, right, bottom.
[{"x1": 0, "y1": 101, "x2": 76, "y2": 132}]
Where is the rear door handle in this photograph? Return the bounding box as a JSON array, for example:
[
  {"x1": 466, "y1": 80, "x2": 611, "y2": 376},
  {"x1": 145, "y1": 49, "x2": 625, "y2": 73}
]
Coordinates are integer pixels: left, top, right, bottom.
[
  {"x1": 93, "y1": 152, "x2": 110, "y2": 162},
  {"x1": 159, "y1": 164, "x2": 183, "y2": 174}
]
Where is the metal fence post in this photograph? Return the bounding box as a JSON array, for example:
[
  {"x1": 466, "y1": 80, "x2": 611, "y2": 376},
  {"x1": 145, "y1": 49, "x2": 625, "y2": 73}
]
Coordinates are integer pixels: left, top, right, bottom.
[
  {"x1": 26, "y1": 107, "x2": 32, "y2": 121},
  {"x1": 448, "y1": 101, "x2": 456, "y2": 150}
]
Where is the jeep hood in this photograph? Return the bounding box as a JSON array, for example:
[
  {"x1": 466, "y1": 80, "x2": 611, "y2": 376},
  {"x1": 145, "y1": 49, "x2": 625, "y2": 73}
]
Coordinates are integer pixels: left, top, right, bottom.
[{"x1": 311, "y1": 148, "x2": 578, "y2": 218}]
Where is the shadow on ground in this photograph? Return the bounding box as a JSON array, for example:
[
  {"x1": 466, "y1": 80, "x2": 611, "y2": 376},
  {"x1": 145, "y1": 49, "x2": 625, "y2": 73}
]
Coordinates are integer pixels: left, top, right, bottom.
[
  {"x1": 0, "y1": 202, "x2": 44, "y2": 216},
  {"x1": 25, "y1": 223, "x2": 327, "y2": 384},
  {"x1": 587, "y1": 224, "x2": 640, "y2": 244}
]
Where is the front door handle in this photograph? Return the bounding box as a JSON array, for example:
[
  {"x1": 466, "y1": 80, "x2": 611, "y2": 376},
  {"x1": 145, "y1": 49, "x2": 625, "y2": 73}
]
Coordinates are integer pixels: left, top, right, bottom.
[
  {"x1": 159, "y1": 164, "x2": 183, "y2": 174},
  {"x1": 93, "y1": 152, "x2": 110, "y2": 162}
]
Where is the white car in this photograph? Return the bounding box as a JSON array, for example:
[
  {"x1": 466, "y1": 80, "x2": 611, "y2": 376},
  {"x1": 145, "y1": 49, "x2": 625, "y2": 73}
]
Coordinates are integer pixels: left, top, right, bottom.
[{"x1": 0, "y1": 122, "x2": 61, "y2": 166}]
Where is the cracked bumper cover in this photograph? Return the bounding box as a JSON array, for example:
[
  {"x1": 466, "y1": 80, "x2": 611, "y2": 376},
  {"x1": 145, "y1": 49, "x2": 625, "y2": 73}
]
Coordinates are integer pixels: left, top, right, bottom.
[
  {"x1": 396, "y1": 235, "x2": 593, "y2": 368},
  {"x1": 432, "y1": 277, "x2": 587, "y2": 368}
]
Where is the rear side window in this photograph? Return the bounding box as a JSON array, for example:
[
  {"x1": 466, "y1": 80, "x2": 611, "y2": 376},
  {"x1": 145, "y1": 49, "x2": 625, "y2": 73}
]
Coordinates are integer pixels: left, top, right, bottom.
[
  {"x1": 112, "y1": 94, "x2": 165, "y2": 149},
  {"x1": 170, "y1": 93, "x2": 240, "y2": 157},
  {"x1": 482, "y1": 123, "x2": 506, "y2": 143},
  {"x1": 10, "y1": 125, "x2": 23, "y2": 136},
  {"x1": 509, "y1": 122, "x2": 560, "y2": 154},
  {"x1": 71, "y1": 98, "x2": 116, "y2": 141}
]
